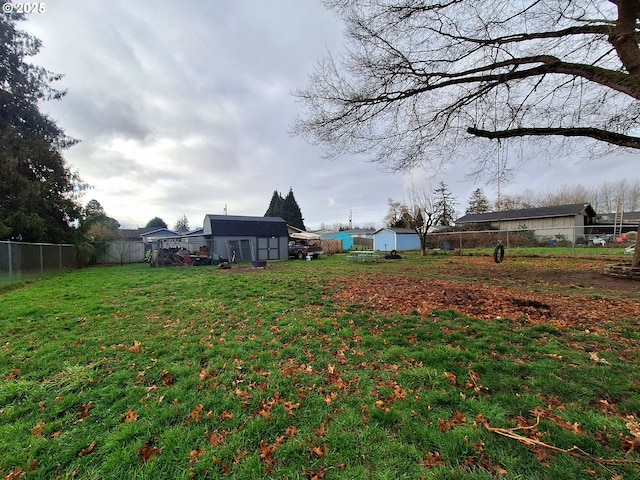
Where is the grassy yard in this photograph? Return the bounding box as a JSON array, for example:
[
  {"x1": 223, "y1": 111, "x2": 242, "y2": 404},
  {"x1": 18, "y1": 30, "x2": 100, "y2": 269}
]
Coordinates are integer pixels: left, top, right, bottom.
[{"x1": 1, "y1": 254, "x2": 639, "y2": 479}]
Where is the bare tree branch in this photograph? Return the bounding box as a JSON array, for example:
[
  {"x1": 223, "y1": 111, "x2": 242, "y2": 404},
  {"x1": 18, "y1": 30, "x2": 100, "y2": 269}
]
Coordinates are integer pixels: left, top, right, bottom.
[{"x1": 467, "y1": 126, "x2": 640, "y2": 149}]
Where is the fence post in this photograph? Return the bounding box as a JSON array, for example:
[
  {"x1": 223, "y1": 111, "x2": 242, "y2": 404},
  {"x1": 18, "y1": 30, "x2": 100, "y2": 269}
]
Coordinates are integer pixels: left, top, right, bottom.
[
  {"x1": 8, "y1": 241, "x2": 13, "y2": 277},
  {"x1": 40, "y1": 244, "x2": 44, "y2": 273}
]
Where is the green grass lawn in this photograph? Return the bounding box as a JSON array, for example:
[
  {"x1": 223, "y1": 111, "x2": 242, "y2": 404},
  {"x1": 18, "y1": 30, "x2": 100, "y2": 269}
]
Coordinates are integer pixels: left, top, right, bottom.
[{"x1": 1, "y1": 256, "x2": 639, "y2": 479}]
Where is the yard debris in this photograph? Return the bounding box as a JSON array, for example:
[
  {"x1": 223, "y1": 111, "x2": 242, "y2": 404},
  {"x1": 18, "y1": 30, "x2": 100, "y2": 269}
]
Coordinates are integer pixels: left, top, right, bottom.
[{"x1": 479, "y1": 415, "x2": 640, "y2": 466}]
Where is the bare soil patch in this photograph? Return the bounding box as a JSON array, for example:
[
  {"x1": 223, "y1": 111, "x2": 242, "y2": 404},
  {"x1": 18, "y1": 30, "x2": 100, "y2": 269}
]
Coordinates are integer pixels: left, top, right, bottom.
[{"x1": 332, "y1": 256, "x2": 640, "y2": 332}]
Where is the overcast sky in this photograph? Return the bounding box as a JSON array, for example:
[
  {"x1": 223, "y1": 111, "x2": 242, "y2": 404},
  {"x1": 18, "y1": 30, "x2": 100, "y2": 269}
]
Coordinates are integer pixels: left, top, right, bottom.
[{"x1": 20, "y1": 0, "x2": 636, "y2": 231}]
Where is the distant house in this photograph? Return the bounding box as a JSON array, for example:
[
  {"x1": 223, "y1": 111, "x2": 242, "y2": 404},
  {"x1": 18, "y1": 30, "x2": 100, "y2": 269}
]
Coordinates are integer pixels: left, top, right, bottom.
[
  {"x1": 455, "y1": 203, "x2": 597, "y2": 243},
  {"x1": 373, "y1": 227, "x2": 421, "y2": 252},
  {"x1": 119, "y1": 228, "x2": 156, "y2": 242},
  {"x1": 203, "y1": 215, "x2": 289, "y2": 262},
  {"x1": 317, "y1": 231, "x2": 354, "y2": 250},
  {"x1": 333, "y1": 231, "x2": 354, "y2": 250},
  {"x1": 596, "y1": 211, "x2": 640, "y2": 235},
  {"x1": 344, "y1": 228, "x2": 375, "y2": 239},
  {"x1": 140, "y1": 228, "x2": 181, "y2": 250}
]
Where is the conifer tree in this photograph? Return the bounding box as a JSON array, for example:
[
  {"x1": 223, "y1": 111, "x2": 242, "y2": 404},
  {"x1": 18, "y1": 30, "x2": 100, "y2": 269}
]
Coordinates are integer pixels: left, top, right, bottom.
[
  {"x1": 282, "y1": 188, "x2": 305, "y2": 231},
  {"x1": 466, "y1": 188, "x2": 491, "y2": 214},
  {"x1": 433, "y1": 182, "x2": 457, "y2": 226},
  {"x1": 264, "y1": 188, "x2": 306, "y2": 230},
  {"x1": 0, "y1": 12, "x2": 83, "y2": 242},
  {"x1": 264, "y1": 190, "x2": 283, "y2": 218}
]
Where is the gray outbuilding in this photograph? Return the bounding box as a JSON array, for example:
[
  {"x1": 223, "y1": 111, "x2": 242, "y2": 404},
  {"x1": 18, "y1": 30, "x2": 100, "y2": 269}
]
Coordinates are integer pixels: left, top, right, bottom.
[{"x1": 203, "y1": 215, "x2": 289, "y2": 262}]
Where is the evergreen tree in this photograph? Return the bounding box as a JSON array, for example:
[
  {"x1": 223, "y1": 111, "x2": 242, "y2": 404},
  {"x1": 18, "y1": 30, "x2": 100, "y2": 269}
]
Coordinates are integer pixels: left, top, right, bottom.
[
  {"x1": 433, "y1": 182, "x2": 457, "y2": 226},
  {"x1": 264, "y1": 188, "x2": 306, "y2": 230},
  {"x1": 145, "y1": 217, "x2": 167, "y2": 229},
  {"x1": 466, "y1": 188, "x2": 491, "y2": 214},
  {"x1": 80, "y1": 199, "x2": 120, "y2": 230},
  {"x1": 0, "y1": 12, "x2": 83, "y2": 242},
  {"x1": 282, "y1": 188, "x2": 305, "y2": 231},
  {"x1": 174, "y1": 214, "x2": 189, "y2": 233},
  {"x1": 264, "y1": 190, "x2": 283, "y2": 218}
]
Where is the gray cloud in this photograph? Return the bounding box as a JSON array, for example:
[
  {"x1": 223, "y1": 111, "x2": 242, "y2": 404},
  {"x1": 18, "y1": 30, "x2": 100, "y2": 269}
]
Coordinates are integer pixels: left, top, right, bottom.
[{"x1": 22, "y1": 0, "x2": 633, "y2": 230}]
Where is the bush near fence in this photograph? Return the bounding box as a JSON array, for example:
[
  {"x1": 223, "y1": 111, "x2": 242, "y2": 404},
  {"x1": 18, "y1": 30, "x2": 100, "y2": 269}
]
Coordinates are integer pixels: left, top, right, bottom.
[
  {"x1": 431, "y1": 225, "x2": 637, "y2": 250},
  {"x1": 434, "y1": 230, "x2": 539, "y2": 249}
]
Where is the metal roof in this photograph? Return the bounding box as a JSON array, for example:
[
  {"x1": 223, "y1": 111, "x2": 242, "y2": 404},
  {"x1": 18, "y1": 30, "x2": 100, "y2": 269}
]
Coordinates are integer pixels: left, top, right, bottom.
[
  {"x1": 455, "y1": 203, "x2": 595, "y2": 224},
  {"x1": 203, "y1": 215, "x2": 288, "y2": 237}
]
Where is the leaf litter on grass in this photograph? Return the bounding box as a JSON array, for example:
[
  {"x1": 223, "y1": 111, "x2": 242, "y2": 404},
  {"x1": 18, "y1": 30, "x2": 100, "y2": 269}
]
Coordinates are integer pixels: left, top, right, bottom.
[{"x1": 2, "y1": 259, "x2": 640, "y2": 479}]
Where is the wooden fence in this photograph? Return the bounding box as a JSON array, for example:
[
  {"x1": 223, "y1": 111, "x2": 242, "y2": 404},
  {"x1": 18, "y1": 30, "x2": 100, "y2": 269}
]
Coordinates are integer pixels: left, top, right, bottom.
[{"x1": 321, "y1": 240, "x2": 343, "y2": 255}]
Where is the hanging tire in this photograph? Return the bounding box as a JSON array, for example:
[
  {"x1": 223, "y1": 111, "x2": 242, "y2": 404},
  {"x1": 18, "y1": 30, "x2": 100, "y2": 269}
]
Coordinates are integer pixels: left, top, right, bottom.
[{"x1": 493, "y1": 243, "x2": 505, "y2": 263}]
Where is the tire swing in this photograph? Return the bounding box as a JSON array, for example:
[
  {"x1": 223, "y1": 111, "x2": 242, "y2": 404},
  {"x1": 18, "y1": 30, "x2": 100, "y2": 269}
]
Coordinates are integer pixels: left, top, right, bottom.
[{"x1": 493, "y1": 241, "x2": 505, "y2": 264}]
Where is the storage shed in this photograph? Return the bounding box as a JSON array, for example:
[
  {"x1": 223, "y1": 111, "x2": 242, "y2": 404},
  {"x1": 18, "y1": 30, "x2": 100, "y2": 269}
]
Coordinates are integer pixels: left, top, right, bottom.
[
  {"x1": 373, "y1": 228, "x2": 420, "y2": 252},
  {"x1": 203, "y1": 215, "x2": 289, "y2": 262}
]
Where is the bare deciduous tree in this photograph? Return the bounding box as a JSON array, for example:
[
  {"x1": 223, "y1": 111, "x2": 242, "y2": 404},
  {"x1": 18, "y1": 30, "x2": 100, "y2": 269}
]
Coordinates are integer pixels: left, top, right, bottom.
[
  {"x1": 294, "y1": 0, "x2": 640, "y2": 266},
  {"x1": 386, "y1": 185, "x2": 445, "y2": 255}
]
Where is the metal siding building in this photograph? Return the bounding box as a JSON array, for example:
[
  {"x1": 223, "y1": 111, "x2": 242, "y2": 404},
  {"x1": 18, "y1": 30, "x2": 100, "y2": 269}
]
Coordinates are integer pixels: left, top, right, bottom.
[
  {"x1": 455, "y1": 203, "x2": 596, "y2": 243},
  {"x1": 203, "y1": 215, "x2": 289, "y2": 262},
  {"x1": 373, "y1": 228, "x2": 421, "y2": 252}
]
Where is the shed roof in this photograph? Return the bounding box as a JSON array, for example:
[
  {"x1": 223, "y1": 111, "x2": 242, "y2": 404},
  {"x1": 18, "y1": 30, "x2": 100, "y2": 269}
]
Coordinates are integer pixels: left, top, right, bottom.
[
  {"x1": 374, "y1": 227, "x2": 417, "y2": 235},
  {"x1": 203, "y1": 215, "x2": 288, "y2": 237},
  {"x1": 455, "y1": 203, "x2": 595, "y2": 224}
]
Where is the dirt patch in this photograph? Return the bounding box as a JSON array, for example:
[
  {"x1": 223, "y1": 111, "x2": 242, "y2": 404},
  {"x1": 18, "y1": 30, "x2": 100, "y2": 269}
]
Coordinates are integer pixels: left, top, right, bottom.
[{"x1": 331, "y1": 256, "x2": 640, "y2": 332}]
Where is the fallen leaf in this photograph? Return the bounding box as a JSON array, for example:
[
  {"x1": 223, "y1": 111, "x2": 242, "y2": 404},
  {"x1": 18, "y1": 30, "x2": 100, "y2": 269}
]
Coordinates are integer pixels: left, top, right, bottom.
[
  {"x1": 122, "y1": 409, "x2": 139, "y2": 423},
  {"x1": 303, "y1": 466, "x2": 327, "y2": 479},
  {"x1": 420, "y1": 451, "x2": 444, "y2": 468},
  {"x1": 444, "y1": 371, "x2": 458, "y2": 386},
  {"x1": 310, "y1": 442, "x2": 328, "y2": 458},
  {"x1": 219, "y1": 410, "x2": 234, "y2": 421},
  {"x1": 589, "y1": 352, "x2": 610, "y2": 364},
  {"x1": 235, "y1": 388, "x2": 252, "y2": 400},
  {"x1": 78, "y1": 401, "x2": 94, "y2": 420},
  {"x1": 183, "y1": 404, "x2": 206, "y2": 425},
  {"x1": 161, "y1": 369, "x2": 175, "y2": 386},
  {"x1": 79, "y1": 441, "x2": 96, "y2": 457},
  {"x1": 31, "y1": 422, "x2": 46, "y2": 437},
  {"x1": 138, "y1": 439, "x2": 162, "y2": 462},
  {"x1": 283, "y1": 401, "x2": 300, "y2": 415},
  {"x1": 206, "y1": 429, "x2": 232, "y2": 447},
  {"x1": 189, "y1": 446, "x2": 205, "y2": 463},
  {"x1": 4, "y1": 467, "x2": 26, "y2": 479},
  {"x1": 438, "y1": 411, "x2": 467, "y2": 432}
]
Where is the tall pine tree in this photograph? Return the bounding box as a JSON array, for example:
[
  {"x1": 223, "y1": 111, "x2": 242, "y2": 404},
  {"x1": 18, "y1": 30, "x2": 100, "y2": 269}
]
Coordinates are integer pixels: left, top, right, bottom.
[
  {"x1": 0, "y1": 11, "x2": 83, "y2": 242},
  {"x1": 264, "y1": 188, "x2": 306, "y2": 230},
  {"x1": 466, "y1": 188, "x2": 491, "y2": 214},
  {"x1": 433, "y1": 182, "x2": 457, "y2": 226},
  {"x1": 264, "y1": 190, "x2": 283, "y2": 218},
  {"x1": 282, "y1": 188, "x2": 305, "y2": 231}
]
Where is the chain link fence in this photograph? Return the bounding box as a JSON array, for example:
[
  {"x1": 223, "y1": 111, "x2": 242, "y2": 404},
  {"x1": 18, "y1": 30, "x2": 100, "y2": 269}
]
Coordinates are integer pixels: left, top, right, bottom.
[
  {"x1": 0, "y1": 241, "x2": 78, "y2": 285},
  {"x1": 429, "y1": 224, "x2": 636, "y2": 252}
]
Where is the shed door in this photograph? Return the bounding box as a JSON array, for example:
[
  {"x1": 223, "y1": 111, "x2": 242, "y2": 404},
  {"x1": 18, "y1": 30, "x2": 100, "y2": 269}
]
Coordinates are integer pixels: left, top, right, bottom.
[{"x1": 257, "y1": 237, "x2": 280, "y2": 260}]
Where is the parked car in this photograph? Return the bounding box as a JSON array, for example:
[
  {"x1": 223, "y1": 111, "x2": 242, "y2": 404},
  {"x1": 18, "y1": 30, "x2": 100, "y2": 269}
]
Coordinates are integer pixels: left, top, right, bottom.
[
  {"x1": 592, "y1": 236, "x2": 606, "y2": 246},
  {"x1": 288, "y1": 240, "x2": 323, "y2": 260}
]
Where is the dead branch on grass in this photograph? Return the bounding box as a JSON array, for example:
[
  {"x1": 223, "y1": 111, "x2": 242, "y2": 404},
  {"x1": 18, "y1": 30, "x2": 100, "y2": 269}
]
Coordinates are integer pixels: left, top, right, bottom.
[{"x1": 482, "y1": 417, "x2": 640, "y2": 466}]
